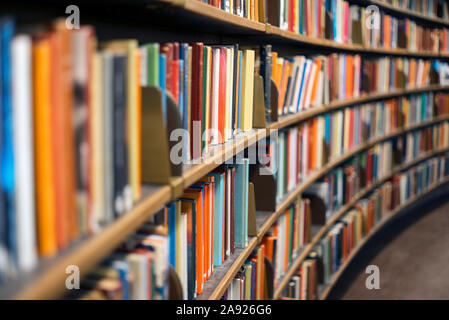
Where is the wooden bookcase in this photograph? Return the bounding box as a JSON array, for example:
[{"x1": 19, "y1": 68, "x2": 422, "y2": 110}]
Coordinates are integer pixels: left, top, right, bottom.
[{"x1": 1, "y1": 0, "x2": 449, "y2": 300}]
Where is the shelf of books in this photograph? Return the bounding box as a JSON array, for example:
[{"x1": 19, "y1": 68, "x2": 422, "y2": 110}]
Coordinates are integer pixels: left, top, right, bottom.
[
  {"x1": 317, "y1": 176, "x2": 449, "y2": 300},
  {"x1": 1, "y1": 0, "x2": 449, "y2": 301},
  {"x1": 157, "y1": 0, "x2": 449, "y2": 58}
]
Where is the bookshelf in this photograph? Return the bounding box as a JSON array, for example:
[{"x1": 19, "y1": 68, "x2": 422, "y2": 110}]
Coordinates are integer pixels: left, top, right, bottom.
[
  {"x1": 318, "y1": 176, "x2": 449, "y2": 300},
  {"x1": 154, "y1": 0, "x2": 449, "y2": 58},
  {"x1": 2, "y1": 0, "x2": 449, "y2": 301},
  {"x1": 272, "y1": 147, "x2": 449, "y2": 299},
  {"x1": 364, "y1": 0, "x2": 449, "y2": 27}
]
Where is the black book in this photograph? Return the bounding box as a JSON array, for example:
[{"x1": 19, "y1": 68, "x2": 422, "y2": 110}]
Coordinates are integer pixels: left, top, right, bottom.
[
  {"x1": 112, "y1": 55, "x2": 128, "y2": 217},
  {"x1": 260, "y1": 45, "x2": 272, "y2": 123}
]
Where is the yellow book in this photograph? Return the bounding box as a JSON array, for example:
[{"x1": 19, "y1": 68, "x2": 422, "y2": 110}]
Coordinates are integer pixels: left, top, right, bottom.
[
  {"x1": 33, "y1": 35, "x2": 57, "y2": 257},
  {"x1": 241, "y1": 50, "x2": 255, "y2": 132},
  {"x1": 245, "y1": 264, "x2": 252, "y2": 300},
  {"x1": 101, "y1": 40, "x2": 140, "y2": 203}
]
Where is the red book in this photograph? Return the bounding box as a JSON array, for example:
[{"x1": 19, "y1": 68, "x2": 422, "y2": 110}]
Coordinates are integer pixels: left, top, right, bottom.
[
  {"x1": 190, "y1": 43, "x2": 204, "y2": 159},
  {"x1": 288, "y1": 0, "x2": 294, "y2": 32},
  {"x1": 171, "y1": 60, "x2": 179, "y2": 104},
  {"x1": 160, "y1": 43, "x2": 173, "y2": 97},
  {"x1": 218, "y1": 48, "x2": 226, "y2": 144}
]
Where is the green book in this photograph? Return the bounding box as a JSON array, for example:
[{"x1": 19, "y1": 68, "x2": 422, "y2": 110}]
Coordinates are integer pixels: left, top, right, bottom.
[{"x1": 147, "y1": 43, "x2": 159, "y2": 86}]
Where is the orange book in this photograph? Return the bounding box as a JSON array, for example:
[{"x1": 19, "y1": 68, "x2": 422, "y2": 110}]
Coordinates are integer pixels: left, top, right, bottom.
[
  {"x1": 49, "y1": 26, "x2": 68, "y2": 249},
  {"x1": 309, "y1": 58, "x2": 322, "y2": 106},
  {"x1": 279, "y1": 61, "x2": 291, "y2": 112},
  {"x1": 309, "y1": 119, "x2": 317, "y2": 172},
  {"x1": 384, "y1": 15, "x2": 391, "y2": 49},
  {"x1": 135, "y1": 50, "x2": 142, "y2": 199},
  {"x1": 262, "y1": 236, "x2": 275, "y2": 263},
  {"x1": 346, "y1": 55, "x2": 354, "y2": 99},
  {"x1": 33, "y1": 34, "x2": 57, "y2": 257},
  {"x1": 183, "y1": 190, "x2": 204, "y2": 294},
  {"x1": 202, "y1": 183, "x2": 210, "y2": 280}
]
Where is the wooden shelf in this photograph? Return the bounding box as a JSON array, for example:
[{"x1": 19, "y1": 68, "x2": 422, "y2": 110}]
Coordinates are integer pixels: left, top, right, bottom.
[
  {"x1": 155, "y1": 0, "x2": 266, "y2": 32},
  {"x1": 318, "y1": 177, "x2": 449, "y2": 300},
  {"x1": 268, "y1": 85, "x2": 449, "y2": 131},
  {"x1": 272, "y1": 147, "x2": 449, "y2": 299},
  {"x1": 196, "y1": 237, "x2": 258, "y2": 300},
  {"x1": 156, "y1": 0, "x2": 449, "y2": 58},
  {"x1": 2, "y1": 184, "x2": 171, "y2": 300},
  {"x1": 364, "y1": 0, "x2": 449, "y2": 27},
  {"x1": 182, "y1": 129, "x2": 266, "y2": 188},
  {"x1": 199, "y1": 115, "x2": 449, "y2": 300}
]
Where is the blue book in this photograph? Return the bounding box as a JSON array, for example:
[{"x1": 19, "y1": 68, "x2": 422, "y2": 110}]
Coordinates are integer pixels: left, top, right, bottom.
[
  {"x1": 0, "y1": 18, "x2": 16, "y2": 274},
  {"x1": 111, "y1": 259, "x2": 130, "y2": 300},
  {"x1": 167, "y1": 202, "x2": 177, "y2": 268},
  {"x1": 207, "y1": 172, "x2": 223, "y2": 266},
  {"x1": 295, "y1": 59, "x2": 308, "y2": 112},
  {"x1": 159, "y1": 54, "x2": 167, "y2": 124},
  {"x1": 324, "y1": 114, "x2": 331, "y2": 145}
]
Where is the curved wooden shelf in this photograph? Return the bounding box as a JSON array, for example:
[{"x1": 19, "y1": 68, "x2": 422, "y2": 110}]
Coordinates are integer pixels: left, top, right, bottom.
[
  {"x1": 272, "y1": 148, "x2": 449, "y2": 299},
  {"x1": 318, "y1": 177, "x2": 449, "y2": 300},
  {"x1": 268, "y1": 85, "x2": 449, "y2": 131},
  {"x1": 182, "y1": 129, "x2": 266, "y2": 188},
  {"x1": 154, "y1": 0, "x2": 449, "y2": 58},
  {"x1": 196, "y1": 237, "x2": 259, "y2": 300},
  {"x1": 156, "y1": 0, "x2": 449, "y2": 58},
  {"x1": 2, "y1": 184, "x2": 171, "y2": 300},
  {"x1": 199, "y1": 115, "x2": 449, "y2": 300},
  {"x1": 364, "y1": 0, "x2": 449, "y2": 27}
]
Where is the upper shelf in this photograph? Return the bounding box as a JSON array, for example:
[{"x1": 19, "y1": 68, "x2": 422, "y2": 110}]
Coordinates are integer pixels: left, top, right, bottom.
[
  {"x1": 365, "y1": 0, "x2": 449, "y2": 27},
  {"x1": 153, "y1": 0, "x2": 449, "y2": 58}
]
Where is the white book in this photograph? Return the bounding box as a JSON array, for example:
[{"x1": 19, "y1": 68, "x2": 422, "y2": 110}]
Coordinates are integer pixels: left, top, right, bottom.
[
  {"x1": 12, "y1": 35, "x2": 37, "y2": 272},
  {"x1": 290, "y1": 57, "x2": 304, "y2": 113},
  {"x1": 304, "y1": 62, "x2": 317, "y2": 109},
  {"x1": 298, "y1": 60, "x2": 312, "y2": 111},
  {"x1": 127, "y1": 253, "x2": 148, "y2": 299},
  {"x1": 211, "y1": 48, "x2": 220, "y2": 145},
  {"x1": 139, "y1": 46, "x2": 147, "y2": 86}
]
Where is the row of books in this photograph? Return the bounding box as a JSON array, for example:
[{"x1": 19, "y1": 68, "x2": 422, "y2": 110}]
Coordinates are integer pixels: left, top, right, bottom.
[
  {"x1": 71, "y1": 220, "x2": 169, "y2": 300},
  {"x1": 264, "y1": 0, "x2": 446, "y2": 52},
  {"x1": 269, "y1": 93, "x2": 449, "y2": 202},
  {"x1": 0, "y1": 17, "x2": 262, "y2": 283},
  {"x1": 167, "y1": 159, "x2": 250, "y2": 299},
  {"x1": 141, "y1": 42, "x2": 257, "y2": 158},
  {"x1": 281, "y1": 153, "x2": 449, "y2": 300},
  {"x1": 363, "y1": 9, "x2": 441, "y2": 52},
  {"x1": 380, "y1": 0, "x2": 449, "y2": 19},
  {"x1": 224, "y1": 195, "x2": 312, "y2": 299},
  {"x1": 266, "y1": 50, "x2": 439, "y2": 118},
  {"x1": 441, "y1": 29, "x2": 449, "y2": 53},
  {"x1": 224, "y1": 242, "x2": 267, "y2": 300},
  {"x1": 322, "y1": 122, "x2": 449, "y2": 217}
]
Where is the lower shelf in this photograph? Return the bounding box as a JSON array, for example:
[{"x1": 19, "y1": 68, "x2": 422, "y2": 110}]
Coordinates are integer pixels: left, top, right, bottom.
[{"x1": 318, "y1": 177, "x2": 449, "y2": 300}]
